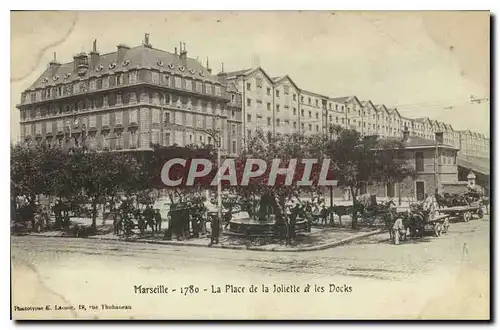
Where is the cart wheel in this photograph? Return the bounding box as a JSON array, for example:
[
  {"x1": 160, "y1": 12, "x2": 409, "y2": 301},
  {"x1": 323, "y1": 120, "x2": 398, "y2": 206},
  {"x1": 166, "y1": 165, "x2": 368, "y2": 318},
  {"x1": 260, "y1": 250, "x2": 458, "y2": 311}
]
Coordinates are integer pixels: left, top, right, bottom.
[
  {"x1": 477, "y1": 208, "x2": 484, "y2": 219},
  {"x1": 463, "y1": 211, "x2": 471, "y2": 222},
  {"x1": 434, "y1": 223, "x2": 442, "y2": 237}
]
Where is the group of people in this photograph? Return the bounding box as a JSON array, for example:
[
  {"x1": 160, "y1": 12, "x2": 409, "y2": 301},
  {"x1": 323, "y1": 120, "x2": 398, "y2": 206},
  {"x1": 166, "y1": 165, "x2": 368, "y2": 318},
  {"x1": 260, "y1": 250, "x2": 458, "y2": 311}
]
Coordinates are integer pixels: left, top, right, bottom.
[
  {"x1": 166, "y1": 198, "x2": 221, "y2": 244},
  {"x1": 13, "y1": 196, "x2": 58, "y2": 232},
  {"x1": 112, "y1": 199, "x2": 162, "y2": 237}
]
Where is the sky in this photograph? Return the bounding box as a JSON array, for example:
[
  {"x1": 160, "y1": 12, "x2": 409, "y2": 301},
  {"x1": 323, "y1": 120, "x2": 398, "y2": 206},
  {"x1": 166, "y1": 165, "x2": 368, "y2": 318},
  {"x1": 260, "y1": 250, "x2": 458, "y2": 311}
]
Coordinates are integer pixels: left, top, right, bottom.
[{"x1": 10, "y1": 11, "x2": 490, "y2": 142}]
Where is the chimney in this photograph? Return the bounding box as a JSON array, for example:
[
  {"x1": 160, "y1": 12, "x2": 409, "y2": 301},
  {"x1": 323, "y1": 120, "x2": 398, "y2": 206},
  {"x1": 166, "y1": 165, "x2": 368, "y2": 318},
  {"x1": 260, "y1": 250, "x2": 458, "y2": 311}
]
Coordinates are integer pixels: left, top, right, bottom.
[
  {"x1": 179, "y1": 41, "x2": 187, "y2": 67},
  {"x1": 48, "y1": 51, "x2": 61, "y2": 72},
  {"x1": 435, "y1": 132, "x2": 444, "y2": 144},
  {"x1": 402, "y1": 125, "x2": 410, "y2": 142},
  {"x1": 143, "y1": 33, "x2": 152, "y2": 48},
  {"x1": 217, "y1": 62, "x2": 227, "y2": 85},
  {"x1": 117, "y1": 44, "x2": 130, "y2": 63},
  {"x1": 89, "y1": 39, "x2": 100, "y2": 70},
  {"x1": 175, "y1": 47, "x2": 178, "y2": 55},
  {"x1": 206, "y1": 57, "x2": 212, "y2": 74}
]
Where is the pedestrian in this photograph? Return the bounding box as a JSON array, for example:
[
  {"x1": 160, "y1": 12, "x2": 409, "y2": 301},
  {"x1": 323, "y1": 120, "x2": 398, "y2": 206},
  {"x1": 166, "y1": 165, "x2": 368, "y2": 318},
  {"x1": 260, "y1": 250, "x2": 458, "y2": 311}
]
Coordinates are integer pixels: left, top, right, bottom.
[
  {"x1": 42, "y1": 206, "x2": 50, "y2": 230},
  {"x1": 136, "y1": 207, "x2": 146, "y2": 235},
  {"x1": 113, "y1": 213, "x2": 121, "y2": 235},
  {"x1": 143, "y1": 205, "x2": 155, "y2": 234},
  {"x1": 209, "y1": 212, "x2": 220, "y2": 246},
  {"x1": 423, "y1": 193, "x2": 436, "y2": 214},
  {"x1": 154, "y1": 209, "x2": 162, "y2": 233}
]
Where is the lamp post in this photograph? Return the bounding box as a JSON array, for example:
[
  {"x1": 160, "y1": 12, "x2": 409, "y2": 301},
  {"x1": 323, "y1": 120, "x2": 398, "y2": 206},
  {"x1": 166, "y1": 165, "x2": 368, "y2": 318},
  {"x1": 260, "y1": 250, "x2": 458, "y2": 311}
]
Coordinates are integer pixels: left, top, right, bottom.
[
  {"x1": 328, "y1": 124, "x2": 334, "y2": 214},
  {"x1": 434, "y1": 136, "x2": 439, "y2": 194},
  {"x1": 215, "y1": 126, "x2": 222, "y2": 233}
]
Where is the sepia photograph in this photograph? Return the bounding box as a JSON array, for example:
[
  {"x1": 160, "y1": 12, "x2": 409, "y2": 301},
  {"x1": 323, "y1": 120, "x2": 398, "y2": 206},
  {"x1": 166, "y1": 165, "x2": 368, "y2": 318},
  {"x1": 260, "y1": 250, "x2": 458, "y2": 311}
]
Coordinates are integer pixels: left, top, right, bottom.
[{"x1": 10, "y1": 10, "x2": 491, "y2": 320}]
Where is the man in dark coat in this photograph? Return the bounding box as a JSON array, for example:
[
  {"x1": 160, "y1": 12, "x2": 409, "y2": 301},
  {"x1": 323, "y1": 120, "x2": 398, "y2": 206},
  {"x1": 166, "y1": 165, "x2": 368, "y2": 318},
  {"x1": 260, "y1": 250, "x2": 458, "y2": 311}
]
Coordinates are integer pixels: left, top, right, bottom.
[
  {"x1": 209, "y1": 212, "x2": 220, "y2": 246},
  {"x1": 143, "y1": 205, "x2": 155, "y2": 234},
  {"x1": 154, "y1": 209, "x2": 162, "y2": 234}
]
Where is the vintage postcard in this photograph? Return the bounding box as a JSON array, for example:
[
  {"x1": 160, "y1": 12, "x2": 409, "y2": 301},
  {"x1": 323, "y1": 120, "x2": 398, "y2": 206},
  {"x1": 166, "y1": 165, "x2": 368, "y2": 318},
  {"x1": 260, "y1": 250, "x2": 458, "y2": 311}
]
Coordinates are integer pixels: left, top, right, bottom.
[{"x1": 10, "y1": 11, "x2": 490, "y2": 320}]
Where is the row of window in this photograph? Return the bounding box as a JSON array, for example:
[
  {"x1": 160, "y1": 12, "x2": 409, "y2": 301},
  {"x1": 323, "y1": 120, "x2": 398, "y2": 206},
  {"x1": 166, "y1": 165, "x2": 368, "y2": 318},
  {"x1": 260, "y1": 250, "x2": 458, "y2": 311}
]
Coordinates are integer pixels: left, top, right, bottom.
[
  {"x1": 23, "y1": 70, "x2": 225, "y2": 104},
  {"x1": 246, "y1": 82, "x2": 293, "y2": 98},
  {"x1": 20, "y1": 92, "x2": 233, "y2": 121},
  {"x1": 25, "y1": 129, "x2": 241, "y2": 154},
  {"x1": 22, "y1": 109, "x2": 240, "y2": 138}
]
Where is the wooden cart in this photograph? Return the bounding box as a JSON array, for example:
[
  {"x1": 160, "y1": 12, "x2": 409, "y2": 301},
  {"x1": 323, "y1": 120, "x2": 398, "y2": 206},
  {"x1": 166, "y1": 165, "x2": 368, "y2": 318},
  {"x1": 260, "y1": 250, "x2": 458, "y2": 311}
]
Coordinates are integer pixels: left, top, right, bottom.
[
  {"x1": 424, "y1": 214, "x2": 451, "y2": 237},
  {"x1": 439, "y1": 204, "x2": 484, "y2": 222}
]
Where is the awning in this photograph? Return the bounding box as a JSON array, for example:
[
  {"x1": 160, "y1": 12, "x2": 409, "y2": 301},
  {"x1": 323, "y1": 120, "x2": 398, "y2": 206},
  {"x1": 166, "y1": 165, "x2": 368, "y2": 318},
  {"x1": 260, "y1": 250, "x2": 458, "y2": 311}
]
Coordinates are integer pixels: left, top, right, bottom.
[{"x1": 457, "y1": 156, "x2": 490, "y2": 176}]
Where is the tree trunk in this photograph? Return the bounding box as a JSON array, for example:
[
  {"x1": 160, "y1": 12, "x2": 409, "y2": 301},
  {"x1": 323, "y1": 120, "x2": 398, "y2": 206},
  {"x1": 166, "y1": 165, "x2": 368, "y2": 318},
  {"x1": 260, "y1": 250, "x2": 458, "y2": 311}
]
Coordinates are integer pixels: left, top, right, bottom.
[
  {"x1": 351, "y1": 186, "x2": 358, "y2": 230},
  {"x1": 398, "y1": 181, "x2": 402, "y2": 206},
  {"x1": 91, "y1": 198, "x2": 97, "y2": 230}
]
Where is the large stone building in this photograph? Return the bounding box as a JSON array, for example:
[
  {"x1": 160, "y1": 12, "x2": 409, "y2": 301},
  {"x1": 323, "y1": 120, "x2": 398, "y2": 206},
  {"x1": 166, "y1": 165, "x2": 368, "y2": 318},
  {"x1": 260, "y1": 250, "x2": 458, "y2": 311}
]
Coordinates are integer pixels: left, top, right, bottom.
[
  {"x1": 219, "y1": 66, "x2": 488, "y2": 159},
  {"x1": 17, "y1": 35, "x2": 243, "y2": 156},
  {"x1": 457, "y1": 129, "x2": 490, "y2": 158},
  {"x1": 17, "y1": 40, "x2": 489, "y2": 171}
]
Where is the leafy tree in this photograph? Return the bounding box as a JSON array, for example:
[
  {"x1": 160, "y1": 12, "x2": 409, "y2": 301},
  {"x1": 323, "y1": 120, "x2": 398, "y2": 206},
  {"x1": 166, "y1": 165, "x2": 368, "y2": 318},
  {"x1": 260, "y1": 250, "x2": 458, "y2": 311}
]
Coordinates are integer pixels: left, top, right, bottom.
[
  {"x1": 11, "y1": 143, "x2": 50, "y2": 204},
  {"x1": 326, "y1": 126, "x2": 415, "y2": 229},
  {"x1": 77, "y1": 150, "x2": 141, "y2": 230},
  {"x1": 134, "y1": 143, "x2": 217, "y2": 204},
  {"x1": 232, "y1": 129, "x2": 327, "y2": 224}
]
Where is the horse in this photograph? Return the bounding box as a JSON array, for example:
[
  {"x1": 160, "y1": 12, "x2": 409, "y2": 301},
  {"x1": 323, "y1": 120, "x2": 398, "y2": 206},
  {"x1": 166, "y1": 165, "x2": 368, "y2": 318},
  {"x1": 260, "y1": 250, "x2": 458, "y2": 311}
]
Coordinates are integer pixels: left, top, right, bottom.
[{"x1": 332, "y1": 205, "x2": 351, "y2": 226}]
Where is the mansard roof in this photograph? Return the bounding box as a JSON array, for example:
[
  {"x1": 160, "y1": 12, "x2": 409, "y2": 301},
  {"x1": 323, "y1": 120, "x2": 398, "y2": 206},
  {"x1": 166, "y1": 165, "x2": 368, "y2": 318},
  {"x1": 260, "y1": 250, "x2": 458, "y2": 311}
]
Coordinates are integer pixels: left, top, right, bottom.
[{"x1": 27, "y1": 44, "x2": 219, "y2": 91}]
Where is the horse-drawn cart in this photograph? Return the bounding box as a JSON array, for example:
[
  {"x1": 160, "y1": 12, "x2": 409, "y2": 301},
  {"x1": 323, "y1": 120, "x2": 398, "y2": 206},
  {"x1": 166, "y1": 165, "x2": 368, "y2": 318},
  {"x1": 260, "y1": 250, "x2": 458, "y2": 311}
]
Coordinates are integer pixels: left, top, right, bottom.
[
  {"x1": 392, "y1": 205, "x2": 451, "y2": 244},
  {"x1": 439, "y1": 203, "x2": 484, "y2": 222}
]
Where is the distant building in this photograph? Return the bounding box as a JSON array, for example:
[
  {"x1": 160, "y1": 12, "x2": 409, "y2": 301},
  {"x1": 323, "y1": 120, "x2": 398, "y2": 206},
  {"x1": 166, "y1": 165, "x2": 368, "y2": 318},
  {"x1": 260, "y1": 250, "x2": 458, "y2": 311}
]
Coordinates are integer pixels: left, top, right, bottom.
[{"x1": 458, "y1": 129, "x2": 490, "y2": 159}]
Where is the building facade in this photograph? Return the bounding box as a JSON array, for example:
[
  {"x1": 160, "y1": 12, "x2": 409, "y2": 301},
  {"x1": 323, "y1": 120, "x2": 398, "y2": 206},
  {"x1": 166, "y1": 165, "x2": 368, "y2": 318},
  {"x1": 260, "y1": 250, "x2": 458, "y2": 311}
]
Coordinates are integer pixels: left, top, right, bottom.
[
  {"x1": 458, "y1": 130, "x2": 490, "y2": 158},
  {"x1": 17, "y1": 35, "x2": 243, "y2": 156},
  {"x1": 18, "y1": 42, "x2": 489, "y2": 164},
  {"x1": 365, "y1": 132, "x2": 460, "y2": 201}
]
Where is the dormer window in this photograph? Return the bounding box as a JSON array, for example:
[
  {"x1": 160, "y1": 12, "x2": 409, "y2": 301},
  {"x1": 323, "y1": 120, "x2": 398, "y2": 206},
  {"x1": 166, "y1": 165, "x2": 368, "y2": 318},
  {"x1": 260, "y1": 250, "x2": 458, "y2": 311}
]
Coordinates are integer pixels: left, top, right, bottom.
[
  {"x1": 157, "y1": 61, "x2": 164, "y2": 67},
  {"x1": 109, "y1": 62, "x2": 117, "y2": 69},
  {"x1": 96, "y1": 65, "x2": 104, "y2": 72},
  {"x1": 122, "y1": 60, "x2": 130, "y2": 66}
]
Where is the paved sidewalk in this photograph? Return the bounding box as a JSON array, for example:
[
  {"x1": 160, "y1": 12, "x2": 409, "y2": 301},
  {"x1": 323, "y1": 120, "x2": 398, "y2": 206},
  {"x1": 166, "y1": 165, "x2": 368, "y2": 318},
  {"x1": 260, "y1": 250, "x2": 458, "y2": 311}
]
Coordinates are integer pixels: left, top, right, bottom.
[{"x1": 27, "y1": 225, "x2": 385, "y2": 252}]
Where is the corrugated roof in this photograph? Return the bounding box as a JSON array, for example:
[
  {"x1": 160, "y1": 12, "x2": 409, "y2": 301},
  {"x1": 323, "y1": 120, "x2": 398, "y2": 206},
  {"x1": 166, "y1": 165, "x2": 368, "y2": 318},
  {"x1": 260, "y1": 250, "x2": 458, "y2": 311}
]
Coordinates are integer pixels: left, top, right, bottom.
[
  {"x1": 28, "y1": 45, "x2": 220, "y2": 90},
  {"x1": 457, "y1": 156, "x2": 490, "y2": 175}
]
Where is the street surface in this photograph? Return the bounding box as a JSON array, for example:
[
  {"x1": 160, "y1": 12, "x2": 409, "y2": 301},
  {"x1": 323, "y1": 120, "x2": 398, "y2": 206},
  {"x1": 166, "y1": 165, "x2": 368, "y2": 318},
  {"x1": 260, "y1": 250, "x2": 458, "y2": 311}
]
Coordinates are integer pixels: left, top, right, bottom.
[{"x1": 11, "y1": 216, "x2": 490, "y2": 319}]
